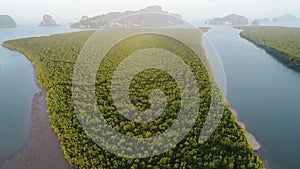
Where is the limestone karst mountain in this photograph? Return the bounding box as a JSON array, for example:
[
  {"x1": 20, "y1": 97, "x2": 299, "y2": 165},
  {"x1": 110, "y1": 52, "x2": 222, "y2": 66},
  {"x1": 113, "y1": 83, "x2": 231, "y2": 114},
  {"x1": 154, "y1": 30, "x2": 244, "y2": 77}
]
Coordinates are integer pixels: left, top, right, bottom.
[
  {"x1": 0, "y1": 15, "x2": 17, "y2": 28},
  {"x1": 70, "y1": 5, "x2": 184, "y2": 28}
]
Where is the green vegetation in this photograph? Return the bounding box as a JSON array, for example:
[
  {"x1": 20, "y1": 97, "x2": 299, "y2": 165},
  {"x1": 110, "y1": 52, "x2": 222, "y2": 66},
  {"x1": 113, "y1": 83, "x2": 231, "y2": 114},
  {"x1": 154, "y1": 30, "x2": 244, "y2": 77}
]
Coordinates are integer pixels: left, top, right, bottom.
[
  {"x1": 239, "y1": 26, "x2": 300, "y2": 72},
  {"x1": 3, "y1": 29, "x2": 264, "y2": 169}
]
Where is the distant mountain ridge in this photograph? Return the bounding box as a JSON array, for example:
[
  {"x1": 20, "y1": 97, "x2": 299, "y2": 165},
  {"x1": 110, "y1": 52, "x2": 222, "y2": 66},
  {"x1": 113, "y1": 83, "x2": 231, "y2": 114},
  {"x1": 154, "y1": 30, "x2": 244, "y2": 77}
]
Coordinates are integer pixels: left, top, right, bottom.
[
  {"x1": 70, "y1": 5, "x2": 184, "y2": 28},
  {"x1": 205, "y1": 14, "x2": 248, "y2": 25},
  {"x1": 0, "y1": 15, "x2": 17, "y2": 28},
  {"x1": 272, "y1": 13, "x2": 300, "y2": 22},
  {"x1": 254, "y1": 18, "x2": 271, "y2": 23}
]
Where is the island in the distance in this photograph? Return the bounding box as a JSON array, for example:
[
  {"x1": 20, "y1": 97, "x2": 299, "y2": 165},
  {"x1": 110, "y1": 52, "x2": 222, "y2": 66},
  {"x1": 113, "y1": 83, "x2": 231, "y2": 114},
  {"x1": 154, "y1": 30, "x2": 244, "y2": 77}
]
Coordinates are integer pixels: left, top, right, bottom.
[
  {"x1": 40, "y1": 14, "x2": 57, "y2": 26},
  {"x1": 272, "y1": 13, "x2": 300, "y2": 22},
  {"x1": 205, "y1": 14, "x2": 248, "y2": 25},
  {"x1": 70, "y1": 5, "x2": 184, "y2": 28},
  {"x1": 0, "y1": 15, "x2": 17, "y2": 28},
  {"x1": 251, "y1": 18, "x2": 271, "y2": 26}
]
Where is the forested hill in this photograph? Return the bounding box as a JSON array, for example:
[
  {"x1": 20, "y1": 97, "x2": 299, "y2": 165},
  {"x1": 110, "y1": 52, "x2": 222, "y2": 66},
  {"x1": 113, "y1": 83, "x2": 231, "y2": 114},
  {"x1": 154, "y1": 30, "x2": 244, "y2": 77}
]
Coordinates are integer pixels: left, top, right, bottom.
[
  {"x1": 3, "y1": 30, "x2": 264, "y2": 169},
  {"x1": 70, "y1": 5, "x2": 184, "y2": 29},
  {"x1": 239, "y1": 26, "x2": 300, "y2": 72},
  {"x1": 205, "y1": 14, "x2": 248, "y2": 26}
]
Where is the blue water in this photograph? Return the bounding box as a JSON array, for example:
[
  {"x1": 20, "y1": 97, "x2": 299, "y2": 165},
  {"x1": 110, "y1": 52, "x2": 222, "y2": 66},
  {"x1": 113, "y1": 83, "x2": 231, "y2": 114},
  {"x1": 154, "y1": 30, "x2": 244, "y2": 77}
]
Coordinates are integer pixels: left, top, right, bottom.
[
  {"x1": 1, "y1": 24, "x2": 299, "y2": 169},
  {"x1": 0, "y1": 25, "x2": 81, "y2": 160},
  {"x1": 204, "y1": 26, "x2": 300, "y2": 169}
]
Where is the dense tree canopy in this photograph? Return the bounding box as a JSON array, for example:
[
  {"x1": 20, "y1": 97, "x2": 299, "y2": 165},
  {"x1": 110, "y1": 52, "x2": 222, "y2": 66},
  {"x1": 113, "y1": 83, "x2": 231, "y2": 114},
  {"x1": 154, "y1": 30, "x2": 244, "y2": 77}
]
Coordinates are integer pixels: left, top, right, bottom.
[
  {"x1": 3, "y1": 29, "x2": 264, "y2": 169},
  {"x1": 239, "y1": 26, "x2": 300, "y2": 72}
]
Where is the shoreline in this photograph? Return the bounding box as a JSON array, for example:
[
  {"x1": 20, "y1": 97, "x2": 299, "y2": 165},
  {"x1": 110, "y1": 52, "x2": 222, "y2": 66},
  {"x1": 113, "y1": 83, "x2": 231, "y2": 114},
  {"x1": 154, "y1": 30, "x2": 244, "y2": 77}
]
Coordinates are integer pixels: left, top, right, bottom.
[
  {"x1": 0, "y1": 53, "x2": 73, "y2": 169},
  {"x1": 239, "y1": 32, "x2": 300, "y2": 73},
  {"x1": 225, "y1": 101, "x2": 261, "y2": 151},
  {"x1": 225, "y1": 101, "x2": 275, "y2": 169},
  {"x1": 228, "y1": 106, "x2": 261, "y2": 151},
  {"x1": 0, "y1": 90, "x2": 72, "y2": 169},
  {"x1": 1, "y1": 45, "x2": 264, "y2": 169}
]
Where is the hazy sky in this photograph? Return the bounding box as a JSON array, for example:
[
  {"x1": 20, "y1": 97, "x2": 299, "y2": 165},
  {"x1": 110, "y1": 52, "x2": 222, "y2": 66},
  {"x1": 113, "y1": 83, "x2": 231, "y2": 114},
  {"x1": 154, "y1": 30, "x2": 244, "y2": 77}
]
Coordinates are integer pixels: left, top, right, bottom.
[{"x1": 1, "y1": 0, "x2": 300, "y2": 24}]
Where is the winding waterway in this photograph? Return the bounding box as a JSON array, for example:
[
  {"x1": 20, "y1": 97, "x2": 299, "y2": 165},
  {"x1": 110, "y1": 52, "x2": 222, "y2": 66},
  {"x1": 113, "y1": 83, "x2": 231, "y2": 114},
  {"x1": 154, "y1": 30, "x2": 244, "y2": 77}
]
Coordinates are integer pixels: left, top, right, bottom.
[
  {"x1": 0, "y1": 25, "x2": 299, "y2": 169},
  {"x1": 203, "y1": 26, "x2": 300, "y2": 169}
]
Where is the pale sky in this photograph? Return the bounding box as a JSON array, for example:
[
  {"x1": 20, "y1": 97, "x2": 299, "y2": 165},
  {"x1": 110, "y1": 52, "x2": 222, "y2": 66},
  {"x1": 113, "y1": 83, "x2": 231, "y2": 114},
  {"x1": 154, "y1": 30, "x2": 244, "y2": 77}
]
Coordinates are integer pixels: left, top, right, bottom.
[{"x1": 1, "y1": 0, "x2": 300, "y2": 25}]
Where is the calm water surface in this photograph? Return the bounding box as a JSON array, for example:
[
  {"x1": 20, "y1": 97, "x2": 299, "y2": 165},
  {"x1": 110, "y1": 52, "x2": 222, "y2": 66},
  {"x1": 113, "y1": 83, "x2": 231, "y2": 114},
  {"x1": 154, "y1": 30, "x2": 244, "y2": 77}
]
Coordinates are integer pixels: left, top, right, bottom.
[
  {"x1": 0, "y1": 25, "x2": 80, "y2": 160},
  {"x1": 204, "y1": 26, "x2": 300, "y2": 169},
  {"x1": 1, "y1": 25, "x2": 299, "y2": 169}
]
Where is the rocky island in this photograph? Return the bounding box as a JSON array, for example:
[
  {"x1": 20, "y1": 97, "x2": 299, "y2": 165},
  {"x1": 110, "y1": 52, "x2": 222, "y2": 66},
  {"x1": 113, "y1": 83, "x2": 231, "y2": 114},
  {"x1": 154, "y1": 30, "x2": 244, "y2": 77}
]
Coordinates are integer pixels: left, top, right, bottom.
[
  {"x1": 251, "y1": 18, "x2": 271, "y2": 26},
  {"x1": 0, "y1": 15, "x2": 17, "y2": 28},
  {"x1": 40, "y1": 14, "x2": 57, "y2": 26},
  {"x1": 254, "y1": 18, "x2": 271, "y2": 23},
  {"x1": 70, "y1": 5, "x2": 184, "y2": 28},
  {"x1": 205, "y1": 14, "x2": 248, "y2": 26},
  {"x1": 272, "y1": 13, "x2": 300, "y2": 22}
]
